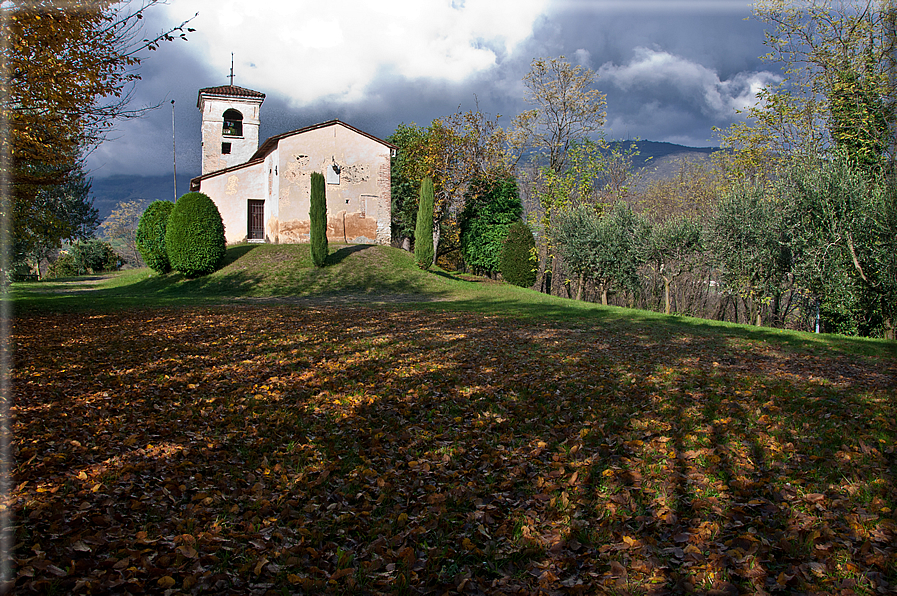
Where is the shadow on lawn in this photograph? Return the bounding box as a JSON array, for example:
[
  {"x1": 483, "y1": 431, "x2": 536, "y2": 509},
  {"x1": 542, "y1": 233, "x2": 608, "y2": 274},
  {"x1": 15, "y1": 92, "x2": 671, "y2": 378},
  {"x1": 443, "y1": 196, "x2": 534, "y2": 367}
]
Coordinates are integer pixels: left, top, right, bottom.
[
  {"x1": 10, "y1": 306, "x2": 896, "y2": 594},
  {"x1": 318, "y1": 310, "x2": 895, "y2": 593},
  {"x1": 326, "y1": 243, "x2": 374, "y2": 265},
  {"x1": 432, "y1": 294, "x2": 897, "y2": 360},
  {"x1": 219, "y1": 243, "x2": 260, "y2": 267}
]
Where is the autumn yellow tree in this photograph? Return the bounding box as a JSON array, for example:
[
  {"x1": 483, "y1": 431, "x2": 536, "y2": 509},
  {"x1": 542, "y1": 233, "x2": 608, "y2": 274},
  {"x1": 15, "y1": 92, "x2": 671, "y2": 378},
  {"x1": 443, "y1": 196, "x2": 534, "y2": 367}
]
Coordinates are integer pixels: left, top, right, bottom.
[
  {"x1": 3, "y1": 1, "x2": 194, "y2": 179},
  {"x1": 719, "y1": 0, "x2": 896, "y2": 176},
  {"x1": 389, "y1": 106, "x2": 511, "y2": 264},
  {"x1": 512, "y1": 56, "x2": 608, "y2": 293},
  {"x1": 637, "y1": 155, "x2": 727, "y2": 221},
  {"x1": 100, "y1": 200, "x2": 145, "y2": 268},
  {"x1": 1, "y1": 0, "x2": 193, "y2": 278}
]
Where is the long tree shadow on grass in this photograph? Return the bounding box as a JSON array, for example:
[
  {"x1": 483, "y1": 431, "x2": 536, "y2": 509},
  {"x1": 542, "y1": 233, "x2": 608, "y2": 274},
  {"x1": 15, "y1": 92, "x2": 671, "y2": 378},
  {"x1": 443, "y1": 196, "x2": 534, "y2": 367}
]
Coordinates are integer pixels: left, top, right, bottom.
[
  {"x1": 9, "y1": 305, "x2": 896, "y2": 594},
  {"x1": 566, "y1": 355, "x2": 895, "y2": 594},
  {"x1": 434, "y1": 295, "x2": 897, "y2": 361},
  {"x1": 325, "y1": 243, "x2": 374, "y2": 265},
  {"x1": 88, "y1": 243, "x2": 453, "y2": 303}
]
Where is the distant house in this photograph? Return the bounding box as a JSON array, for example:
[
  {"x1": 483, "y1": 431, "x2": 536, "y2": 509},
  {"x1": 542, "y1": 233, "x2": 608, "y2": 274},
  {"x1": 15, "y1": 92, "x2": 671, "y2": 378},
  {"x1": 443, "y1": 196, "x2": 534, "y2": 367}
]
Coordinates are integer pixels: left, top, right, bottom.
[{"x1": 189, "y1": 85, "x2": 394, "y2": 245}]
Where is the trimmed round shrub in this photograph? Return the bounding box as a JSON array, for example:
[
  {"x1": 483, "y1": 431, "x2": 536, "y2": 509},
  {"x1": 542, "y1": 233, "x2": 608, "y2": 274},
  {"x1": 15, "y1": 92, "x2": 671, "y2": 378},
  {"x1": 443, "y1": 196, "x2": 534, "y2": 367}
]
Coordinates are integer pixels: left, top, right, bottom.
[
  {"x1": 500, "y1": 221, "x2": 537, "y2": 288},
  {"x1": 165, "y1": 192, "x2": 226, "y2": 277},
  {"x1": 135, "y1": 200, "x2": 175, "y2": 273}
]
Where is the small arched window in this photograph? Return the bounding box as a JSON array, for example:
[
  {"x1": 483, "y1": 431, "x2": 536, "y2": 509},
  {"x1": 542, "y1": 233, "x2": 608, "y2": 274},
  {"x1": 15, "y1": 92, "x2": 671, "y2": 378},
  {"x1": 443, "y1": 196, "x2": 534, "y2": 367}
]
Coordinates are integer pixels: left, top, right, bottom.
[{"x1": 223, "y1": 109, "x2": 243, "y2": 137}]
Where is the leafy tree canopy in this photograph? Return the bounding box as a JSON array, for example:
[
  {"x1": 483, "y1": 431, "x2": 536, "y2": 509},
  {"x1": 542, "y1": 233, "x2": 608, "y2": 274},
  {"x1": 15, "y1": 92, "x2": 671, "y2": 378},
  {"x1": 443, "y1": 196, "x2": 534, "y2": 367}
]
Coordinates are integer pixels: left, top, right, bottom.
[
  {"x1": 718, "y1": 0, "x2": 896, "y2": 177},
  {"x1": 11, "y1": 160, "x2": 98, "y2": 279},
  {"x1": 459, "y1": 176, "x2": 523, "y2": 275},
  {"x1": 513, "y1": 56, "x2": 607, "y2": 174},
  {"x1": 1, "y1": 0, "x2": 194, "y2": 278}
]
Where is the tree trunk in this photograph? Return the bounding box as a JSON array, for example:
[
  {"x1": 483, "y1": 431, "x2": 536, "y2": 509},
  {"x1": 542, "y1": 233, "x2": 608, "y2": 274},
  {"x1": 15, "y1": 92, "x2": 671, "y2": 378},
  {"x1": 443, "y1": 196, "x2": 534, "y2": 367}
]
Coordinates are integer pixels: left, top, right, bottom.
[
  {"x1": 540, "y1": 251, "x2": 552, "y2": 294},
  {"x1": 551, "y1": 256, "x2": 563, "y2": 296},
  {"x1": 771, "y1": 292, "x2": 781, "y2": 327},
  {"x1": 432, "y1": 224, "x2": 440, "y2": 265},
  {"x1": 663, "y1": 275, "x2": 671, "y2": 315},
  {"x1": 575, "y1": 272, "x2": 584, "y2": 301}
]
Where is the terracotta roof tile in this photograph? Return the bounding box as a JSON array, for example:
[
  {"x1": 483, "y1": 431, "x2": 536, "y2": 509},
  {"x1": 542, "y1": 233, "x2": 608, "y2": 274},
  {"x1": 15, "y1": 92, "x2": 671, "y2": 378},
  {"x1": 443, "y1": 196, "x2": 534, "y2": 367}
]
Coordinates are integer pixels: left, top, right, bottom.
[{"x1": 197, "y1": 85, "x2": 266, "y2": 107}]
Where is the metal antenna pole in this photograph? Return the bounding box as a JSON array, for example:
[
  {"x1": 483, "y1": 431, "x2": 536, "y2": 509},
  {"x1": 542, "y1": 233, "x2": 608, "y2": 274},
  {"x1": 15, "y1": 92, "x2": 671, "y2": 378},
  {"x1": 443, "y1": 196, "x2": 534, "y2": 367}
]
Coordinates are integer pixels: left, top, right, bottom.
[
  {"x1": 171, "y1": 100, "x2": 177, "y2": 201},
  {"x1": 229, "y1": 53, "x2": 235, "y2": 85}
]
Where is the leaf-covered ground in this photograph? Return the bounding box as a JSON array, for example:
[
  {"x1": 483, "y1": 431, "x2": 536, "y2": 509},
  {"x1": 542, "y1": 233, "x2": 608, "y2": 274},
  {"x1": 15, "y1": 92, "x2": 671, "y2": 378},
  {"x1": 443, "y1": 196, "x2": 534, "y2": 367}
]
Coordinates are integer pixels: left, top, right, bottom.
[{"x1": 9, "y1": 306, "x2": 897, "y2": 595}]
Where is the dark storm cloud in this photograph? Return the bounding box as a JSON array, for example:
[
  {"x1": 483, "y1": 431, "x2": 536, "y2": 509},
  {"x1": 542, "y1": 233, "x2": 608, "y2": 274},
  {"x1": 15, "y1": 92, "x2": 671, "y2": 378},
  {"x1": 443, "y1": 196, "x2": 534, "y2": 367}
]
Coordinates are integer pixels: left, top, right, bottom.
[
  {"x1": 85, "y1": 10, "x2": 217, "y2": 179},
  {"x1": 524, "y1": 1, "x2": 781, "y2": 144}
]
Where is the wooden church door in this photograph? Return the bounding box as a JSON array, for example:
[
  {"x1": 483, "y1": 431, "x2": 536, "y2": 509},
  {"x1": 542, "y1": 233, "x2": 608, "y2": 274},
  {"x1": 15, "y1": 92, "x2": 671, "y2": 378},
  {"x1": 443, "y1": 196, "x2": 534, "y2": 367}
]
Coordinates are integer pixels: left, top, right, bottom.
[{"x1": 248, "y1": 200, "x2": 265, "y2": 240}]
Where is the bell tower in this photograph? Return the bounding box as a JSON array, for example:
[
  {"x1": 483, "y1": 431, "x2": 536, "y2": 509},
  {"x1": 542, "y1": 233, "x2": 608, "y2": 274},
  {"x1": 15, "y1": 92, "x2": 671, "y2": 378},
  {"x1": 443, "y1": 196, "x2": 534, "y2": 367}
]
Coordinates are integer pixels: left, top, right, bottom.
[{"x1": 197, "y1": 84, "x2": 266, "y2": 175}]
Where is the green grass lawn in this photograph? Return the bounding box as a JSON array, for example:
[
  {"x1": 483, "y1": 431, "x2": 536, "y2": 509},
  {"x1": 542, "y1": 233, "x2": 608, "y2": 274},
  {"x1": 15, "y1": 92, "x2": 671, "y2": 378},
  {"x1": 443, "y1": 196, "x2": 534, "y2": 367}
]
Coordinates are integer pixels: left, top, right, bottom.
[
  {"x1": 7, "y1": 243, "x2": 897, "y2": 595},
  {"x1": 10, "y1": 243, "x2": 894, "y2": 360}
]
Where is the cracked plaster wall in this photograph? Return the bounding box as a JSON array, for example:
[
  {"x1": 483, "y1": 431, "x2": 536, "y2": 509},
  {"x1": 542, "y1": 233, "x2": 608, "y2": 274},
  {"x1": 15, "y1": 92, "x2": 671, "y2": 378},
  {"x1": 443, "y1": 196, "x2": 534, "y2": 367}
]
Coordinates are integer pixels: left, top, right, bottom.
[
  {"x1": 197, "y1": 122, "x2": 391, "y2": 246},
  {"x1": 274, "y1": 124, "x2": 390, "y2": 245}
]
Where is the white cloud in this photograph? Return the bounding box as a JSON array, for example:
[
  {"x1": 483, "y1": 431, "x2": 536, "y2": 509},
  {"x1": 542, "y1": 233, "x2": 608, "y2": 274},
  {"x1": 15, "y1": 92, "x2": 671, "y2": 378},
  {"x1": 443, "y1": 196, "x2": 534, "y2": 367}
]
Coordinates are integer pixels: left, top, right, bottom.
[
  {"x1": 573, "y1": 48, "x2": 591, "y2": 66},
  {"x1": 598, "y1": 47, "x2": 780, "y2": 120},
  {"x1": 295, "y1": 18, "x2": 345, "y2": 50},
  {"x1": 167, "y1": 0, "x2": 550, "y2": 106}
]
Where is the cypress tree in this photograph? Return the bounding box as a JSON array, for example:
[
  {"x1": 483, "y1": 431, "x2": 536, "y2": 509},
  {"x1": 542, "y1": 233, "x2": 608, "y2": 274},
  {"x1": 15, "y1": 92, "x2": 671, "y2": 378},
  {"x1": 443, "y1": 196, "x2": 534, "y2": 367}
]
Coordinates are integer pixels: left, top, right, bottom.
[
  {"x1": 500, "y1": 221, "x2": 538, "y2": 288},
  {"x1": 415, "y1": 177, "x2": 435, "y2": 269},
  {"x1": 310, "y1": 171, "x2": 328, "y2": 267}
]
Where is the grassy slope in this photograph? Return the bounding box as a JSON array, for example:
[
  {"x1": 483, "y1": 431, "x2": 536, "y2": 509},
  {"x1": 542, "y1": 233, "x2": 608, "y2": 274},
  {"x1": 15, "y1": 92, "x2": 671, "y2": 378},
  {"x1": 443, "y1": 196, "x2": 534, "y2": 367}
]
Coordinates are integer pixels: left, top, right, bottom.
[
  {"x1": 12, "y1": 244, "x2": 456, "y2": 307},
  {"x1": 9, "y1": 243, "x2": 895, "y2": 360}
]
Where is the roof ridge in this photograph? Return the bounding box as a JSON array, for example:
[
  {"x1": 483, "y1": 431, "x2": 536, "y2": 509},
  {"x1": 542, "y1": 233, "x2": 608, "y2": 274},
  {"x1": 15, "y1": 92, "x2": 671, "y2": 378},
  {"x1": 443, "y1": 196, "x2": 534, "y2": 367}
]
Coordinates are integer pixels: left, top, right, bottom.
[
  {"x1": 251, "y1": 119, "x2": 397, "y2": 161},
  {"x1": 198, "y1": 84, "x2": 265, "y2": 96},
  {"x1": 197, "y1": 85, "x2": 266, "y2": 107}
]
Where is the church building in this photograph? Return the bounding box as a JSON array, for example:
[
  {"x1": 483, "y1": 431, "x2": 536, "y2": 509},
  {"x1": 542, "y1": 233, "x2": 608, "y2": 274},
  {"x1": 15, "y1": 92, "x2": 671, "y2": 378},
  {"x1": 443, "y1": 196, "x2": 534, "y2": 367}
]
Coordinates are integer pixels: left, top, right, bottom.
[{"x1": 189, "y1": 85, "x2": 394, "y2": 246}]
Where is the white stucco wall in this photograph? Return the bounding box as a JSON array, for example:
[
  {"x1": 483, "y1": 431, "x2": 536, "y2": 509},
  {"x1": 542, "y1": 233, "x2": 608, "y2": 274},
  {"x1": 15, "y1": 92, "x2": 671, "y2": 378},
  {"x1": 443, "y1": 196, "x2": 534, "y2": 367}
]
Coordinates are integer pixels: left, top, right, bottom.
[
  {"x1": 194, "y1": 121, "x2": 392, "y2": 246},
  {"x1": 196, "y1": 161, "x2": 267, "y2": 244}
]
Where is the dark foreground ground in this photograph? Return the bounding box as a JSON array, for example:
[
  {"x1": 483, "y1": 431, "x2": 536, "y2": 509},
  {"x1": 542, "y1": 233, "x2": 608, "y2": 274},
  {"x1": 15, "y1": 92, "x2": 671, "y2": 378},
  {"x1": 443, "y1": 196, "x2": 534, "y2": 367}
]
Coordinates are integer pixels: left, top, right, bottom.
[{"x1": 8, "y1": 305, "x2": 897, "y2": 594}]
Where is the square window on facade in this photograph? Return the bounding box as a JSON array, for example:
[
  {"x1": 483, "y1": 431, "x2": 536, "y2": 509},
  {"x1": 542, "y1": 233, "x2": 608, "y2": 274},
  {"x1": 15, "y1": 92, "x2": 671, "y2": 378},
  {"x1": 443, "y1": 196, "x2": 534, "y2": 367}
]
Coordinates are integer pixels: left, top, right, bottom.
[
  {"x1": 222, "y1": 142, "x2": 232, "y2": 154},
  {"x1": 326, "y1": 163, "x2": 340, "y2": 185}
]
